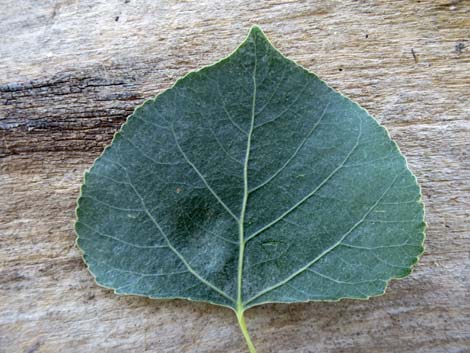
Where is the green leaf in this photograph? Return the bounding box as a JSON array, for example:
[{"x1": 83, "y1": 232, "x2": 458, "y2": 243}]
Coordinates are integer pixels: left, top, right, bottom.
[{"x1": 75, "y1": 26, "x2": 425, "y2": 353}]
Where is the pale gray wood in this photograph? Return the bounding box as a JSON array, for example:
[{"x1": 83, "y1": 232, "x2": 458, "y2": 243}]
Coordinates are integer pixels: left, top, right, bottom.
[{"x1": 1, "y1": 1, "x2": 469, "y2": 352}]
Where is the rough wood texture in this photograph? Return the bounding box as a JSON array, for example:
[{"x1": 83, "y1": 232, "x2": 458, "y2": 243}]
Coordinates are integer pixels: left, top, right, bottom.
[{"x1": 1, "y1": 1, "x2": 469, "y2": 352}]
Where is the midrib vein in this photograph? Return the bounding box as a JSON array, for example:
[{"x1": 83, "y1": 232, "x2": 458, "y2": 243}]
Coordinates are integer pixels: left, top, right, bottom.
[{"x1": 237, "y1": 39, "x2": 257, "y2": 310}]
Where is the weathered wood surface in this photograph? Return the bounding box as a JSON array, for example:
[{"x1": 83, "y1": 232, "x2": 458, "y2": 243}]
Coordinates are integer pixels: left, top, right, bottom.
[{"x1": 1, "y1": 1, "x2": 469, "y2": 352}]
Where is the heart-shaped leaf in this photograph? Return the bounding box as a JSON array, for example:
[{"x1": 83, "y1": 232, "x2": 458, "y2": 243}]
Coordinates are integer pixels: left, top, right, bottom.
[{"x1": 76, "y1": 26, "x2": 425, "y2": 352}]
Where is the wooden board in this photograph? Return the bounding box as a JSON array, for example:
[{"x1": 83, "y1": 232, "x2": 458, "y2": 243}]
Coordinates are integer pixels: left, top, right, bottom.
[{"x1": 1, "y1": 1, "x2": 469, "y2": 352}]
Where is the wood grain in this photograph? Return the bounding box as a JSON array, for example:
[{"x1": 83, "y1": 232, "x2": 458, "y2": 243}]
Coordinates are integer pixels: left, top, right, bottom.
[{"x1": 1, "y1": 1, "x2": 469, "y2": 352}]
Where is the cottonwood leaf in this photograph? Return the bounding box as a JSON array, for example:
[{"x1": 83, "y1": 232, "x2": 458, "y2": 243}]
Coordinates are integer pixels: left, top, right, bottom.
[{"x1": 75, "y1": 26, "x2": 425, "y2": 352}]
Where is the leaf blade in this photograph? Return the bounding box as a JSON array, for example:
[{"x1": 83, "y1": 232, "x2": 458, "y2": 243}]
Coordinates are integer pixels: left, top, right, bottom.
[{"x1": 75, "y1": 26, "x2": 425, "y2": 314}]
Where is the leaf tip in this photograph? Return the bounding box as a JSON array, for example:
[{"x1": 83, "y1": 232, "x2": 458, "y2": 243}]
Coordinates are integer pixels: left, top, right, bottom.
[{"x1": 248, "y1": 25, "x2": 266, "y2": 39}]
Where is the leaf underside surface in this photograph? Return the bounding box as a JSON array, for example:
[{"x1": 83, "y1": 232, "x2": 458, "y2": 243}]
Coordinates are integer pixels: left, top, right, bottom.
[{"x1": 76, "y1": 27, "x2": 425, "y2": 313}]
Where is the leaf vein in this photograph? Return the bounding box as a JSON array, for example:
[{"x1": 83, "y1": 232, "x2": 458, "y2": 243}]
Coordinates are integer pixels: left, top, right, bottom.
[
  {"x1": 253, "y1": 81, "x2": 310, "y2": 130},
  {"x1": 244, "y1": 170, "x2": 403, "y2": 306},
  {"x1": 245, "y1": 115, "x2": 363, "y2": 242},
  {"x1": 105, "y1": 157, "x2": 236, "y2": 303},
  {"x1": 236, "y1": 35, "x2": 258, "y2": 309},
  {"x1": 79, "y1": 221, "x2": 167, "y2": 249},
  {"x1": 249, "y1": 98, "x2": 332, "y2": 193},
  {"x1": 307, "y1": 268, "x2": 383, "y2": 285},
  {"x1": 171, "y1": 125, "x2": 239, "y2": 222},
  {"x1": 81, "y1": 195, "x2": 143, "y2": 212}
]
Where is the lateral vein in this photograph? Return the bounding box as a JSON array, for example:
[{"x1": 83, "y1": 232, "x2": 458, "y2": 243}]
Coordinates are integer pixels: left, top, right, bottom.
[
  {"x1": 171, "y1": 125, "x2": 239, "y2": 223},
  {"x1": 110, "y1": 158, "x2": 236, "y2": 304},
  {"x1": 249, "y1": 98, "x2": 332, "y2": 194},
  {"x1": 244, "y1": 170, "x2": 403, "y2": 306},
  {"x1": 245, "y1": 115, "x2": 363, "y2": 243}
]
